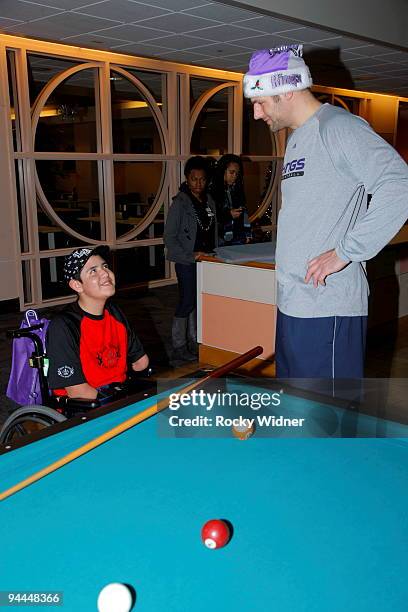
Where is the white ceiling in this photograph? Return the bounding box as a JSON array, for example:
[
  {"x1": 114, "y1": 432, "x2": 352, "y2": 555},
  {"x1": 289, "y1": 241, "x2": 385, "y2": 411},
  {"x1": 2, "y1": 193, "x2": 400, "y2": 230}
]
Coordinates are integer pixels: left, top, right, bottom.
[{"x1": 1, "y1": 0, "x2": 407, "y2": 97}]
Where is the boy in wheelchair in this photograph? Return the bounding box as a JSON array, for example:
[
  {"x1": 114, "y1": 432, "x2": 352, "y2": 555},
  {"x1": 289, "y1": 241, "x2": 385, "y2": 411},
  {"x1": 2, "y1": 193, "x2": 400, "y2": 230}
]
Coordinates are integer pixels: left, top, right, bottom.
[
  {"x1": 47, "y1": 245, "x2": 149, "y2": 400},
  {"x1": 1, "y1": 246, "x2": 150, "y2": 445}
]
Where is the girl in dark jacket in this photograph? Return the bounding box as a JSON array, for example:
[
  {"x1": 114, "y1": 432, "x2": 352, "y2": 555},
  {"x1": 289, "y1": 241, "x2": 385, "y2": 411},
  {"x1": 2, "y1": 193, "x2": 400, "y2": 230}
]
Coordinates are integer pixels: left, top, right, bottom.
[
  {"x1": 164, "y1": 156, "x2": 217, "y2": 365},
  {"x1": 210, "y1": 154, "x2": 252, "y2": 245}
]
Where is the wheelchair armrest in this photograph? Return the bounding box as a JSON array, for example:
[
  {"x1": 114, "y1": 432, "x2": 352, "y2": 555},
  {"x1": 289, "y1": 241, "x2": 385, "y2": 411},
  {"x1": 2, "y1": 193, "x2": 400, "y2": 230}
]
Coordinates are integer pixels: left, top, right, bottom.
[
  {"x1": 51, "y1": 369, "x2": 157, "y2": 416},
  {"x1": 53, "y1": 395, "x2": 101, "y2": 411},
  {"x1": 128, "y1": 366, "x2": 155, "y2": 379}
]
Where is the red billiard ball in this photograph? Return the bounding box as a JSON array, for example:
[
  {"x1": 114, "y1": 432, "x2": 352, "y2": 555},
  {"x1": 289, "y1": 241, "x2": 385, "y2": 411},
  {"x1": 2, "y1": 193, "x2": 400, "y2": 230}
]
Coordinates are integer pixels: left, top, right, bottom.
[{"x1": 201, "y1": 519, "x2": 230, "y2": 549}]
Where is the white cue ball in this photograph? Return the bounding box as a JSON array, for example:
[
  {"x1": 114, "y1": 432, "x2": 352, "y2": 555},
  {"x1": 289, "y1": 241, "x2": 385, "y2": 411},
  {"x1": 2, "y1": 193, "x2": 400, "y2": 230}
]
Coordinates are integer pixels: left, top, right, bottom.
[{"x1": 97, "y1": 583, "x2": 133, "y2": 612}]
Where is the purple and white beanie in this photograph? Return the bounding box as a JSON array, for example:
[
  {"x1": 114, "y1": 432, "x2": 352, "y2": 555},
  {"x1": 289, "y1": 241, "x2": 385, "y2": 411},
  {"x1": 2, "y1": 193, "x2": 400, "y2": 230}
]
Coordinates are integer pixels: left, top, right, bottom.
[{"x1": 244, "y1": 45, "x2": 312, "y2": 98}]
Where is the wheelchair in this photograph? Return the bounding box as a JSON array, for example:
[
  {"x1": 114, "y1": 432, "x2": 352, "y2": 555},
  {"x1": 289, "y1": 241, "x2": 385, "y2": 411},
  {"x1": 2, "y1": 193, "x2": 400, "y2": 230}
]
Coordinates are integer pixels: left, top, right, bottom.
[{"x1": 1, "y1": 319, "x2": 155, "y2": 449}]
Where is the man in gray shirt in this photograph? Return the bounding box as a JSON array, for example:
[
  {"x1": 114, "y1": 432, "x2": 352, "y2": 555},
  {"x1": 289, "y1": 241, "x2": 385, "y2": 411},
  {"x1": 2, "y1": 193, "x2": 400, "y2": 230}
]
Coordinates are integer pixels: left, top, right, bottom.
[{"x1": 244, "y1": 45, "x2": 408, "y2": 378}]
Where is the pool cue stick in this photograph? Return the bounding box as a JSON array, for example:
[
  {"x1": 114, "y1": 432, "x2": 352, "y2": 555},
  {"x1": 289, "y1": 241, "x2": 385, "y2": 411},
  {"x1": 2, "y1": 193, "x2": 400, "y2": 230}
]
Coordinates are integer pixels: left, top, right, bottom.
[{"x1": 0, "y1": 346, "x2": 263, "y2": 501}]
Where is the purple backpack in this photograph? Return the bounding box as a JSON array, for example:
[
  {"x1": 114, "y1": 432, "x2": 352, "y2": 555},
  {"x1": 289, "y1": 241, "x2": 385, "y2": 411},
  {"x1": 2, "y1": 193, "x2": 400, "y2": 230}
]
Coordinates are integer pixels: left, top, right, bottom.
[{"x1": 6, "y1": 309, "x2": 50, "y2": 405}]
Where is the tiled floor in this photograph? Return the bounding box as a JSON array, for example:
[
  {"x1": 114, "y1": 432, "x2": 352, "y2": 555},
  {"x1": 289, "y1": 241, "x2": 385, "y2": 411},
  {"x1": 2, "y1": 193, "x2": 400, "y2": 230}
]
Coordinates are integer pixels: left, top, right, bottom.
[{"x1": 0, "y1": 284, "x2": 407, "y2": 427}]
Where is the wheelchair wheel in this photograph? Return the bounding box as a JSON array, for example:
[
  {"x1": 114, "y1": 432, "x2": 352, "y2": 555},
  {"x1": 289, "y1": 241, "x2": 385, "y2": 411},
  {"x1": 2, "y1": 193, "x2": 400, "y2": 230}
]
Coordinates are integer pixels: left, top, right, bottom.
[{"x1": 0, "y1": 405, "x2": 67, "y2": 445}]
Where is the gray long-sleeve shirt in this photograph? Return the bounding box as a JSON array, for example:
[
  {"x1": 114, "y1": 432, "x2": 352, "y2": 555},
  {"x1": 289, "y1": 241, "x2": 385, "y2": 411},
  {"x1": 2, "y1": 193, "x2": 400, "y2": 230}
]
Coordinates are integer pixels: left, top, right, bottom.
[{"x1": 276, "y1": 103, "x2": 408, "y2": 318}]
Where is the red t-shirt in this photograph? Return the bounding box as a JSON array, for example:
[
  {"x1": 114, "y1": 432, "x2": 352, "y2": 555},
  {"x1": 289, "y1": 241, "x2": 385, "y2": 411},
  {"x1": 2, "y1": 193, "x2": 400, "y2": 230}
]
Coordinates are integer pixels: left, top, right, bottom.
[{"x1": 47, "y1": 301, "x2": 145, "y2": 395}]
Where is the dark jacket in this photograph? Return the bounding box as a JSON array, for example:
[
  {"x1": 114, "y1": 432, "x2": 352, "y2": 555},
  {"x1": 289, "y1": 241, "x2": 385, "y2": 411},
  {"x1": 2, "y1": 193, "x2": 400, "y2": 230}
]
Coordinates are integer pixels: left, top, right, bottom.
[
  {"x1": 211, "y1": 183, "x2": 251, "y2": 245},
  {"x1": 164, "y1": 190, "x2": 218, "y2": 264}
]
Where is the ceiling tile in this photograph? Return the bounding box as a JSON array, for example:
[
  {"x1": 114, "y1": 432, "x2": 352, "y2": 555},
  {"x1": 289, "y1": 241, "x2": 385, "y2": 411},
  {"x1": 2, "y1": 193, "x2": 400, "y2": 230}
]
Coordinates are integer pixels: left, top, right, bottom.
[
  {"x1": 0, "y1": 0, "x2": 62, "y2": 21},
  {"x1": 312, "y1": 39, "x2": 362, "y2": 52},
  {"x1": 140, "y1": 33, "x2": 222, "y2": 50},
  {"x1": 233, "y1": 33, "x2": 301, "y2": 50},
  {"x1": 278, "y1": 28, "x2": 343, "y2": 44},
  {"x1": 73, "y1": 0, "x2": 172, "y2": 22},
  {"x1": 352, "y1": 44, "x2": 401, "y2": 57},
  {"x1": 24, "y1": 0, "x2": 100, "y2": 8},
  {"x1": 138, "y1": 0, "x2": 213, "y2": 10},
  {"x1": 343, "y1": 45, "x2": 377, "y2": 56},
  {"x1": 362, "y1": 77, "x2": 406, "y2": 86},
  {"x1": 326, "y1": 36, "x2": 375, "y2": 50},
  {"x1": 340, "y1": 50, "x2": 368, "y2": 59},
  {"x1": 5, "y1": 12, "x2": 122, "y2": 38},
  {"x1": 384, "y1": 66, "x2": 408, "y2": 75},
  {"x1": 214, "y1": 51, "x2": 252, "y2": 62},
  {"x1": 135, "y1": 12, "x2": 220, "y2": 32},
  {"x1": 353, "y1": 71, "x2": 377, "y2": 79},
  {"x1": 156, "y1": 50, "x2": 214, "y2": 63},
  {"x1": 234, "y1": 16, "x2": 305, "y2": 34},
  {"x1": 373, "y1": 51, "x2": 408, "y2": 64},
  {"x1": 188, "y1": 23, "x2": 269, "y2": 42},
  {"x1": 182, "y1": 3, "x2": 259, "y2": 23},
  {"x1": 108, "y1": 41, "x2": 172, "y2": 56},
  {"x1": 376, "y1": 70, "x2": 408, "y2": 86},
  {"x1": 92, "y1": 23, "x2": 173, "y2": 43},
  {"x1": 62, "y1": 33, "x2": 134, "y2": 48},
  {"x1": 353, "y1": 62, "x2": 402, "y2": 74},
  {"x1": 181, "y1": 41, "x2": 255, "y2": 55},
  {"x1": 343, "y1": 57, "x2": 394, "y2": 68},
  {"x1": 0, "y1": 17, "x2": 22, "y2": 29},
  {"x1": 194, "y1": 57, "x2": 242, "y2": 69},
  {"x1": 228, "y1": 64, "x2": 247, "y2": 72}
]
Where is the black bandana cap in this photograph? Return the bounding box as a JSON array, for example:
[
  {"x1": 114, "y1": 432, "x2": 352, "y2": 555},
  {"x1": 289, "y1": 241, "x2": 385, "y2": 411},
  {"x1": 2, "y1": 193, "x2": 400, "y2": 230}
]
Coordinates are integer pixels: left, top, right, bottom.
[{"x1": 63, "y1": 245, "x2": 110, "y2": 283}]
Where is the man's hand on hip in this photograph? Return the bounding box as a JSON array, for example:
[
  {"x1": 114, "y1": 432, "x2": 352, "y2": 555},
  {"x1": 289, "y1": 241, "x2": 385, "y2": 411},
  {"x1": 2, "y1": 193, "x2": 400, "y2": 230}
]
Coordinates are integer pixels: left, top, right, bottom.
[{"x1": 305, "y1": 249, "x2": 348, "y2": 288}]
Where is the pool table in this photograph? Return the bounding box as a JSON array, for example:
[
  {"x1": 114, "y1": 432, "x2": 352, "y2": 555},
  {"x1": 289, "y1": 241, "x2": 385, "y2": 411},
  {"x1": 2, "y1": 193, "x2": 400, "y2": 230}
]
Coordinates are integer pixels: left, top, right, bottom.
[{"x1": 1, "y1": 377, "x2": 408, "y2": 611}]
